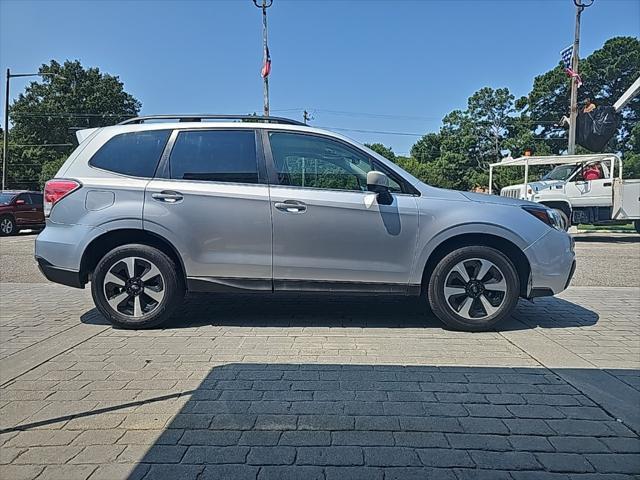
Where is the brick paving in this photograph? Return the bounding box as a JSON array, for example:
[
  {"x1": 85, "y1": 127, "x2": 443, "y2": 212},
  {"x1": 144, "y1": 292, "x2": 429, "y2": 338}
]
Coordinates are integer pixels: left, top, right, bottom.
[{"x1": 0, "y1": 283, "x2": 639, "y2": 479}]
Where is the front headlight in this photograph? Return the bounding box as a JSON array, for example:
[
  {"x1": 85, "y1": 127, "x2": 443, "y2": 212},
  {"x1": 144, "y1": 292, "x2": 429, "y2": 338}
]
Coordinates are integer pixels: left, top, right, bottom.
[
  {"x1": 547, "y1": 208, "x2": 565, "y2": 230},
  {"x1": 522, "y1": 206, "x2": 564, "y2": 230}
]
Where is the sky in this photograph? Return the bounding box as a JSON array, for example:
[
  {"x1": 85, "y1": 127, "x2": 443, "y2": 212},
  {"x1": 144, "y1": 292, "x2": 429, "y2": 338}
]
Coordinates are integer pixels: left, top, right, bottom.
[{"x1": 1, "y1": 0, "x2": 639, "y2": 155}]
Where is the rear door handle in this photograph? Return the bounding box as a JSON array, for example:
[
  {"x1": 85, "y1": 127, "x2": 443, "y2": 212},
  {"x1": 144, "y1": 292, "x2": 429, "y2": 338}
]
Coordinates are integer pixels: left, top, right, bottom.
[
  {"x1": 274, "y1": 200, "x2": 307, "y2": 213},
  {"x1": 152, "y1": 191, "x2": 183, "y2": 203}
]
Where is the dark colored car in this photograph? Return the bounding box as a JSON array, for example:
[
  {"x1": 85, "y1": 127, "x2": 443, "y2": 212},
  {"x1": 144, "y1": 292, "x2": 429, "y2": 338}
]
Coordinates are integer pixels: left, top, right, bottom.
[{"x1": 0, "y1": 190, "x2": 45, "y2": 236}]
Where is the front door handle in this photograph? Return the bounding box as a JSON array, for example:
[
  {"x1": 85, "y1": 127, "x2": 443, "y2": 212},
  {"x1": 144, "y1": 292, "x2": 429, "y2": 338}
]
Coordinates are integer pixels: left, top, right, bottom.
[
  {"x1": 274, "y1": 200, "x2": 307, "y2": 213},
  {"x1": 152, "y1": 191, "x2": 183, "y2": 203}
]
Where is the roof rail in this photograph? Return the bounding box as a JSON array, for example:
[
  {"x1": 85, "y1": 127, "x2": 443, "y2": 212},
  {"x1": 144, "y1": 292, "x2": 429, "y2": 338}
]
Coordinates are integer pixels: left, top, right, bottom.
[{"x1": 118, "y1": 114, "x2": 305, "y2": 126}]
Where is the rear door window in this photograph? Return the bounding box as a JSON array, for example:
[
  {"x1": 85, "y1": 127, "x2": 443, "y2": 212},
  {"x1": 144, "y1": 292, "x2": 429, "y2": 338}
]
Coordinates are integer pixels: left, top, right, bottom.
[
  {"x1": 16, "y1": 193, "x2": 32, "y2": 204},
  {"x1": 90, "y1": 130, "x2": 170, "y2": 177},
  {"x1": 168, "y1": 130, "x2": 259, "y2": 184}
]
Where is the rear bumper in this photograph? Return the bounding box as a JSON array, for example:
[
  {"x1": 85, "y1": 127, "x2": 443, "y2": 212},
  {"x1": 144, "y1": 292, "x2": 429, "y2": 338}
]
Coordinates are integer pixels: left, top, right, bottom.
[{"x1": 36, "y1": 257, "x2": 84, "y2": 289}]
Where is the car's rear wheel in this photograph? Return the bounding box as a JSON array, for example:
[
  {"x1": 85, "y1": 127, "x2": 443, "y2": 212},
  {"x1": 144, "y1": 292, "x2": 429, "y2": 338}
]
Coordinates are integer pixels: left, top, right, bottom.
[
  {"x1": 91, "y1": 244, "x2": 183, "y2": 329},
  {"x1": 427, "y1": 246, "x2": 520, "y2": 331},
  {"x1": 0, "y1": 216, "x2": 16, "y2": 236}
]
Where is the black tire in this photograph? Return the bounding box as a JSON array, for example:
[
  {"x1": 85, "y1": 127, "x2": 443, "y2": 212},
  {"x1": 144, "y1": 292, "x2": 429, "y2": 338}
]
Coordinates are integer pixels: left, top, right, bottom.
[
  {"x1": 0, "y1": 216, "x2": 16, "y2": 236},
  {"x1": 554, "y1": 208, "x2": 570, "y2": 232},
  {"x1": 634, "y1": 220, "x2": 640, "y2": 235},
  {"x1": 427, "y1": 246, "x2": 520, "y2": 332},
  {"x1": 91, "y1": 244, "x2": 183, "y2": 329}
]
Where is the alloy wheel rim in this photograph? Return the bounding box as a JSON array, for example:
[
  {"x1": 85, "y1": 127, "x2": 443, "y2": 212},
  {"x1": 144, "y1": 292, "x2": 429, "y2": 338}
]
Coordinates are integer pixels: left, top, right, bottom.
[
  {"x1": 103, "y1": 256, "x2": 165, "y2": 318},
  {"x1": 444, "y1": 258, "x2": 507, "y2": 320},
  {"x1": 1, "y1": 218, "x2": 13, "y2": 234}
]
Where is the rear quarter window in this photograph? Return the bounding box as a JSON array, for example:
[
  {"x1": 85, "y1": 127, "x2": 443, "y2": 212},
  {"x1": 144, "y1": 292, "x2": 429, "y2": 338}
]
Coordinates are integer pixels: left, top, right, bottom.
[{"x1": 89, "y1": 130, "x2": 170, "y2": 178}]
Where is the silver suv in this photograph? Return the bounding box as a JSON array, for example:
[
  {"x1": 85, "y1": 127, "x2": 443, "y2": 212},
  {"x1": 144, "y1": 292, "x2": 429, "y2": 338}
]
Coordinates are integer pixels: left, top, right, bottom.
[{"x1": 35, "y1": 115, "x2": 575, "y2": 331}]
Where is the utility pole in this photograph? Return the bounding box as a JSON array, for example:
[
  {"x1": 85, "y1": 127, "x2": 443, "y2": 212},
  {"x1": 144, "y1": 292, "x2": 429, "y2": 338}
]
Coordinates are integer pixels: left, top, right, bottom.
[
  {"x1": 253, "y1": 0, "x2": 273, "y2": 117},
  {"x1": 2, "y1": 69, "x2": 64, "y2": 190},
  {"x1": 3, "y1": 69, "x2": 9, "y2": 191},
  {"x1": 567, "y1": 0, "x2": 594, "y2": 155}
]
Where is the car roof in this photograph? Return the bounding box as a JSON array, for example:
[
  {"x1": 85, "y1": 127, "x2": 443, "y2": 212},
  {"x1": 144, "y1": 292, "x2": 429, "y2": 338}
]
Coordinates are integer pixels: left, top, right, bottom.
[{"x1": 0, "y1": 190, "x2": 40, "y2": 194}]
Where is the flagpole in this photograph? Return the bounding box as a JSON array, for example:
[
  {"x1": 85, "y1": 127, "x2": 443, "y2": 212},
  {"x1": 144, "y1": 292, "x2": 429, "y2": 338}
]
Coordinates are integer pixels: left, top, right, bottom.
[
  {"x1": 568, "y1": 0, "x2": 594, "y2": 155},
  {"x1": 254, "y1": 0, "x2": 273, "y2": 117}
]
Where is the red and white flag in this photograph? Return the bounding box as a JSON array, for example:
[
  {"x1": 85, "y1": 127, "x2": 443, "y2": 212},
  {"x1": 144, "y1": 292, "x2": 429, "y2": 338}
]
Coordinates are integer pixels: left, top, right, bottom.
[
  {"x1": 560, "y1": 45, "x2": 582, "y2": 88},
  {"x1": 261, "y1": 46, "x2": 271, "y2": 78}
]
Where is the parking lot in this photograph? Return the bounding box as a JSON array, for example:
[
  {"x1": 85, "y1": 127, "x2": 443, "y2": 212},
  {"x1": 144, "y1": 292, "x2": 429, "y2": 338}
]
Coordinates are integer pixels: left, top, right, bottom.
[{"x1": 0, "y1": 232, "x2": 639, "y2": 479}]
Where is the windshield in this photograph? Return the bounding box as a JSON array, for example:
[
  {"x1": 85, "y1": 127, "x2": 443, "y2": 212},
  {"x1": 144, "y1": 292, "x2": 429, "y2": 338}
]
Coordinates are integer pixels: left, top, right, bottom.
[
  {"x1": 542, "y1": 165, "x2": 577, "y2": 181},
  {"x1": 0, "y1": 193, "x2": 16, "y2": 205}
]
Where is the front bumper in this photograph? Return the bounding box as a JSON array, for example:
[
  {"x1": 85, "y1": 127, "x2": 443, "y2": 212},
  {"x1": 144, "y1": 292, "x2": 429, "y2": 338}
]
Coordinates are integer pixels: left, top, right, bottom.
[
  {"x1": 36, "y1": 257, "x2": 84, "y2": 289},
  {"x1": 524, "y1": 229, "x2": 576, "y2": 297}
]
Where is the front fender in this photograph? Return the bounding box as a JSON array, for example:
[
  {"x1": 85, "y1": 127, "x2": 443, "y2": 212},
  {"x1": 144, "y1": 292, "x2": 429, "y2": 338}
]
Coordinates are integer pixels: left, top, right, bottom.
[
  {"x1": 409, "y1": 222, "x2": 533, "y2": 284},
  {"x1": 409, "y1": 196, "x2": 549, "y2": 285}
]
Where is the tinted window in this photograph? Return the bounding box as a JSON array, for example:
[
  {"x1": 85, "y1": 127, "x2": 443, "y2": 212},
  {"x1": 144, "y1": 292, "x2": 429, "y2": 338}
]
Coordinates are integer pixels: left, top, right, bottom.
[
  {"x1": 169, "y1": 130, "x2": 258, "y2": 184},
  {"x1": 16, "y1": 193, "x2": 32, "y2": 204},
  {"x1": 269, "y1": 132, "x2": 402, "y2": 192},
  {"x1": 30, "y1": 193, "x2": 43, "y2": 205},
  {"x1": 0, "y1": 193, "x2": 15, "y2": 204},
  {"x1": 90, "y1": 130, "x2": 170, "y2": 177}
]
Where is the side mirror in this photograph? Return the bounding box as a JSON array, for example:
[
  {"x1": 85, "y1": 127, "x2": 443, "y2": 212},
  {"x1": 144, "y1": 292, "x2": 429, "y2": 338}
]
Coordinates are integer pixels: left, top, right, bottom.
[
  {"x1": 15, "y1": 199, "x2": 25, "y2": 205},
  {"x1": 367, "y1": 171, "x2": 393, "y2": 205}
]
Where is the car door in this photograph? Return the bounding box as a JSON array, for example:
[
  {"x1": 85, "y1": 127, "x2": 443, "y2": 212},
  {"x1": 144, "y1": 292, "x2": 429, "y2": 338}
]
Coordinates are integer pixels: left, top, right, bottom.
[
  {"x1": 565, "y1": 161, "x2": 613, "y2": 206},
  {"x1": 13, "y1": 193, "x2": 39, "y2": 225},
  {"x1": 144, "y1": 129, "x2": 272, "y2": 290},
  {"x1": 30, "y1": 192, "x2": 45, "y2": 224},
  {"x1": 266, "y1": 130, "x2": 419, "y2": 291}
]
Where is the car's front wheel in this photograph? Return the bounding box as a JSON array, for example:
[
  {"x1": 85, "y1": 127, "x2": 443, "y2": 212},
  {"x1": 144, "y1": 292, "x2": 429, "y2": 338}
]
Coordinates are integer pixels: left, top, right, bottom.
[
  {"x1": 427, "y1": 246, "x2": 520, "y2": 331},
  {"x1": 91, "y1": 244, "x2": 183, "y2": 329}
]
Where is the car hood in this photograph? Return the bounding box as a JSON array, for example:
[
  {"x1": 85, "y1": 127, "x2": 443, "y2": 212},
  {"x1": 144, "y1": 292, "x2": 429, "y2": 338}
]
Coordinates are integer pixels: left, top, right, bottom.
[
  {"x1": 529, "y1": 180, "x2": 565, "y2": 193},
  {"x1": 460, "y1": 191, "x2": 536, "y2": 207}
]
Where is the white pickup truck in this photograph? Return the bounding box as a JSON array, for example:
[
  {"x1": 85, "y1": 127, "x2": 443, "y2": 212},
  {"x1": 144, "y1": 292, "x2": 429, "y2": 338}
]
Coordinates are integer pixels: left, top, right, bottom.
[{"x1": 489, "y1": 154, "x2": 640, "y2": 233}]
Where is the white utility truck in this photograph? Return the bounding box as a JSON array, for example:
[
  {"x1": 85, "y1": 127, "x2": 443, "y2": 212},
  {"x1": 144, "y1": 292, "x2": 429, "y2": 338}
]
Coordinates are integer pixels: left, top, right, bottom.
[{"x1": 489, "y1": 153, "x2": 640, "y2": 233}]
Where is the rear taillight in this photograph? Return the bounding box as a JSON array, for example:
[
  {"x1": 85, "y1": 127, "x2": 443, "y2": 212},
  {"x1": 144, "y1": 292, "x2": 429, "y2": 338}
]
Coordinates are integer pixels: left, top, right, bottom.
[{"x1": 44, "y1": 179, "x2": 81, "y2": 217}]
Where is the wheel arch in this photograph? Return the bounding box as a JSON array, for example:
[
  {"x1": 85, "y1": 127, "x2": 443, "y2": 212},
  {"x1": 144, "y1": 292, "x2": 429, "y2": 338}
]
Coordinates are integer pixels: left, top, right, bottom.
[
  {"x1": 538, "y1": 200, "x2": 572, "y2": 217},
  {"x1": 420, "y1": 233, "x2": 531, "y2": 297},
  {"x1": 79, "y1": 229, "x2": 186, "y2": 287}
]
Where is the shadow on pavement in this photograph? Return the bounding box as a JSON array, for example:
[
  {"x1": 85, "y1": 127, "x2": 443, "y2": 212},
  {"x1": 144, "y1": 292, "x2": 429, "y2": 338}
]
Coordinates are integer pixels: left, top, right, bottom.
[
  {"x1": 80, "y1": 294, "x2": 436, "y2": 330},
  {"x1": 81, "y1": 294, "x2": 598, "y2": 332},
  {"x1": 118, "y1": 363, "x2": 636, "y2": 479},
  {"x1": 2, "y1": 364, "x2": 638, "y2": 479},
  {"x1": 573, "y1": 234, "x2": 639, "y2": 244}
]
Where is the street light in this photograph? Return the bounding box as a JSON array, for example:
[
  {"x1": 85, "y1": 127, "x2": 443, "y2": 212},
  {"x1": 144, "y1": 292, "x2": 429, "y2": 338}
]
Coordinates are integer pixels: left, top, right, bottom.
[
  {"x1": 253, "y1": 0, "x2": 273, "y2": 117},
  {"x1": 2, "y1": 69, "x2": 65, "y2": 190}
]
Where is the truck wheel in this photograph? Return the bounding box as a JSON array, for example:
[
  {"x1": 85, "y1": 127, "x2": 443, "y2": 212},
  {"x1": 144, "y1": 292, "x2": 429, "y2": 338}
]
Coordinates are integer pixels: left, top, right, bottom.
[
  {"x1": 91, "y1": 244, "x2": 183, "y2": 329},
  {"x1": 635, "y1": 220, "x2": 640, "y2": 235},
  {"x1": 554, "y1": 209, "x2": 570, "y2": 231},
  {"x1": 427, "y1": 246, "x2": 520, "y2": 332}
]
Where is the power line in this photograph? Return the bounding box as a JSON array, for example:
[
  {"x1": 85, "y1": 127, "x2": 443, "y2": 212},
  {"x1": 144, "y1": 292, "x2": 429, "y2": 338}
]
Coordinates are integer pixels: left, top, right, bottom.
[
  {"x1": 9, "y1": 143, "x2": 72, "y2": 147},
  {"x1": 10, "y1": 112, "x2": 134, "y2": 117}
]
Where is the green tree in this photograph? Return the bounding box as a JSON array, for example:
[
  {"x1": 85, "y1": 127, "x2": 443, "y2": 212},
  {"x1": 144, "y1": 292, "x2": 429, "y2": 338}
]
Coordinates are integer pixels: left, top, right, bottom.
[
  {"x1": 519, "y1": 36, "x2": 640, "y2": 154},
  {"x1": 408, "y1": 87, "x2": 520, "y2": 190},
  {"x1": 364, "y1": 143, "x2": 396, "y2": 161},
  {"x1": 410, "y1": 133, "x2": 441, "y2": 164},
  {"x1": 7, "y1": 59, "x2": 141, "y2": 189},
  {"x1": 405, "y1": 36, "x2": 639, "y2": 190}
]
